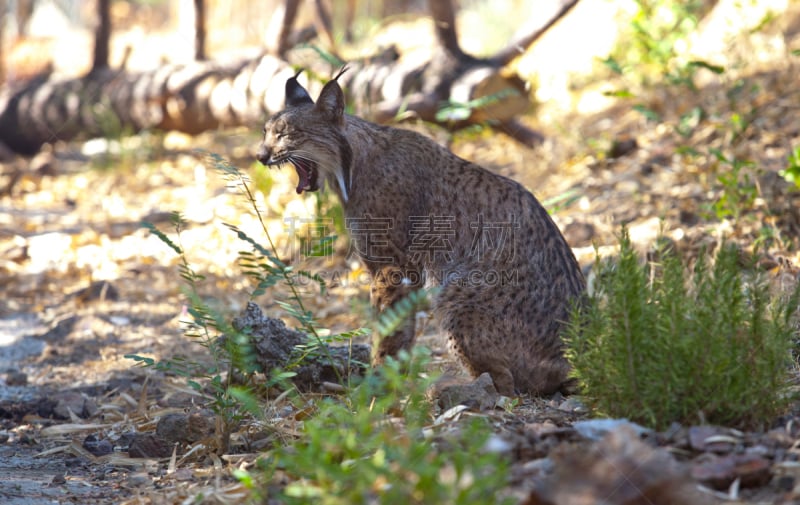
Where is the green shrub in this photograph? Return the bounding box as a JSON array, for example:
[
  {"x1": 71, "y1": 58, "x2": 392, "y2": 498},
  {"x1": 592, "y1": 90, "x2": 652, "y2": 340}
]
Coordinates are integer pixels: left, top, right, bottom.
[
  {"x1": 255, "y1": 348, "x2": 514, "y2": 505},
  {"x1": 566, "y1": 228, "x2": 798, "y2": 430}
]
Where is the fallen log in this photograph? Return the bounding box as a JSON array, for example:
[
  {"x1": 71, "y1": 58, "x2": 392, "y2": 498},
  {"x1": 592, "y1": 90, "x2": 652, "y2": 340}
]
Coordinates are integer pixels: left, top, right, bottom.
[
  {"x1": 0, "y1": 0, "x2": 581, "y2": 155},
  {"x1": 0, "y1": 51, "x2": 530, "y2": 155}
]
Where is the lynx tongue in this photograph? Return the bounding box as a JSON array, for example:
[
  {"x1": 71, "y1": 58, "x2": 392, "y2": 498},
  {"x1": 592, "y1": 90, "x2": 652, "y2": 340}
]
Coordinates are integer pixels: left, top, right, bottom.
[{"x1": 292, "y1": 159, "x2": 318, "y2": 194}]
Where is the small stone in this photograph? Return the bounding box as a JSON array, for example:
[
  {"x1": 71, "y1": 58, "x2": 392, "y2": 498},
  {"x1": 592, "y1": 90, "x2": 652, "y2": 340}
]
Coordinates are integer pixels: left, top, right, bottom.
[
  {"x1": 52, "y1": 392, "x2": 97, "y2": 419},
  {"x1": 556, "y1": 397, "x2": 587, "y2": 414},
  {"x1": 573, "y1": 418, "x2": 649, "y2": 441},
  {"x1": 776, "y1": 475, "x2": 795, "y2": 492},
  {"x1": 766, "y1": 428, "x2": 795, "y2": 448},
  {"x1": 173, "y1": 468, "x2": 194, "y2": 481},
  {"x1": 688, "y1": 425, "x2": 736, "y2": 453},
  {"x1": 520, "y1": 457, "x2": 554, "y2": 477},
  {"x1": 128, "y1": 433, "x2": 173, "y2": 458},
  {"x1": 82, "y1": 434, "x2": 113, "y2": 456},
  {"x1": 156, "y1": 411, "x2": 216, "y2": 445},
  {"x1": 608, "y1": 137, "x2": 638, "y2": 158},
  {"x1": 691, "y1": 453, "x2": 771, "y2": 490},
  {"x1": 429, "y1": 372, "x2": 500, "y2": 411},
  {"x1": 5, "y1": 370, "x2": 28, "y2": 386},
  {"x1": 127, "y1": 472, "x2": 152, "y2": 487},
  {"x1": 483, "y1": 434, "x2": 513, "y2": 454}
]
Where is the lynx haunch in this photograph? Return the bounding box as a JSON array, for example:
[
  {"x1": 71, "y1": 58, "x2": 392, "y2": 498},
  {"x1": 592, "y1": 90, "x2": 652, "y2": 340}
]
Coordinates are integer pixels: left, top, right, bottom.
[{"x1": 256, "y1": 69, "x2": 585, "y2": 396}]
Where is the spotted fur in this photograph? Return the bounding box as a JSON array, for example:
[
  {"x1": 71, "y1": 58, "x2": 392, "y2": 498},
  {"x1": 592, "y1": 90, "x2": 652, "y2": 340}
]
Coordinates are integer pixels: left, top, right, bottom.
[{"x1": 256, "y1": 71, "x2": 585, "y2": 396}]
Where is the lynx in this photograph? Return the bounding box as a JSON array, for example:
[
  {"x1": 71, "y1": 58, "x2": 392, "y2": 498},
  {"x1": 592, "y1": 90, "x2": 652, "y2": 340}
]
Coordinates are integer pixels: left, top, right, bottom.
[{"x1": 255, "y1": 69, "x2": 585, "y2": 396}]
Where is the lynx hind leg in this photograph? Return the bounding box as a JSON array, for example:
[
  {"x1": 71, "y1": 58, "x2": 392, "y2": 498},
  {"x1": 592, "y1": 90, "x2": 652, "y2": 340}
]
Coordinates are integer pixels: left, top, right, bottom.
[
  {"x1": 443, "y1": 332, "x2": 515, "y2": 396},
  {"x1": 371, "y1": 265, "x2": 421, "y2": 365},
  {"x1": 439, "y1": 308, "x2": 517, "y2": 396}
]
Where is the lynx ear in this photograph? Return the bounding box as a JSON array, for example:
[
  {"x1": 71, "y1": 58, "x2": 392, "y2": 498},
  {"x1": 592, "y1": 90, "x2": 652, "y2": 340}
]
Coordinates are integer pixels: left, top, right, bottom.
[
  {"x1": 285, "y1": 69, "x2": 314, "y2": 107},
  {"x1": 315, "y1": 67, "x2": 348, "y2": 124}
]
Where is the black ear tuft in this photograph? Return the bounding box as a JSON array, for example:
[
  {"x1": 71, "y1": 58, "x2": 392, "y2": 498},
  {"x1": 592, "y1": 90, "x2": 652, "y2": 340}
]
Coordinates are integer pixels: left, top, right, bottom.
[
  {"x1": 315, "y1": 66, "x2": 349, "y2": 124},
  {"x1": 285, "y1": 69, "x2": 314, "y2": 107},
  {"x1": 332, "y1": 65, "x2": 349, "y2": 82}
]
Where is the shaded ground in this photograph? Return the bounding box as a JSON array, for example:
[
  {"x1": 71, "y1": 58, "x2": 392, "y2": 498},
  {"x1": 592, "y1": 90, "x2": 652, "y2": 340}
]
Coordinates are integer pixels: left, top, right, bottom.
[{"x1": 3, "y1": 9, "x2": 800, "y2": 505}]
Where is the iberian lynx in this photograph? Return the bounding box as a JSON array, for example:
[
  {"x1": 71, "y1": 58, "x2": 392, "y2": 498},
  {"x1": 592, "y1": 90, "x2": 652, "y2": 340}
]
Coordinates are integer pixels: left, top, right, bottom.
[{"x1": 256, "y1": 69, "x2": 585, "y2": 396}]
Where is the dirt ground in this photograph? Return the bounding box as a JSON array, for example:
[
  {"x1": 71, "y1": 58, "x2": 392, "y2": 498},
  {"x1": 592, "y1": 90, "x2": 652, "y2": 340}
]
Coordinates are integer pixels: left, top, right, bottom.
[{"x1": 3, "y1": 5, "x2": 800, "y2": 504}]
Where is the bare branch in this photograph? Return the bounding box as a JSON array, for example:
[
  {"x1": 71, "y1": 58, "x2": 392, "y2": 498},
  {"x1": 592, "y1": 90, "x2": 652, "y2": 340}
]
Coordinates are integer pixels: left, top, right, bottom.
[
  {"x1": 91, "y1": 0, "x2": 111, "y2": 73},
  {"x1": 428, "y1": 0, "x2": 466, "y2": 59},
  {"x1": 489, "y1": 0, "x2": 581, "y2": 67},
  {"x1": 497, "y1": 119, "x2": 545, "y2": 148}
]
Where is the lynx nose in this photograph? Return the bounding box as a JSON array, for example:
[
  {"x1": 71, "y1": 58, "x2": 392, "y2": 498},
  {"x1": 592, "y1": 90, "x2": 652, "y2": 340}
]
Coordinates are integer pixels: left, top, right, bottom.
[{"x1": 256, "y1": 144, "x2": 271, "y2": 166}]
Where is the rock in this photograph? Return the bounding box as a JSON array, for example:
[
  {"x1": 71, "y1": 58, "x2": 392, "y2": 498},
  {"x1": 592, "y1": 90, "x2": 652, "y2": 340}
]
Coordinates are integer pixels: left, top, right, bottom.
[
  {"x1": 4, "y1": 370, "x2": 28, "y2": 386},
  {"x1": 524, "y1": 426, "x2": 705, "y2": 505},
  {"x1": 608, "y1": 137, "x2": 638, "y2": 158},
  {"x1": 127, "y1": 472, "x2": 153, "y2": 487},
  {"x1": 82, "y1": 434, "x2": 113, "y2": 456},
  {"x1": 429, "y1": 372, "x2": 500, "y2": 411},
  {"x1": 156, "y1": 411, "x2": 216, "y2": 445},
  {"x1": 128, "y1": 433, "x2": 173, "y2": 458},
  {"x1": 691, "y1": 453, "x2": 772, "y2": 490},
  {"x1": 229, "y1": 302, "x2": 371, "y2": 391},
  {"x1": 573, "y1": 418, "x2": 650, "y2": 441},
  {"x1": 556, "y1": 396, "x2": 587, "y2": 414},
  {"x1": 483, "y1": 433, "x2": 514, "y2": 455},
  {"x1": 52, "y1": 391, "x2": 98, "y2": 419},
  {"x1": 688, "y1": 425, "x2": 737, "y2": 453}
]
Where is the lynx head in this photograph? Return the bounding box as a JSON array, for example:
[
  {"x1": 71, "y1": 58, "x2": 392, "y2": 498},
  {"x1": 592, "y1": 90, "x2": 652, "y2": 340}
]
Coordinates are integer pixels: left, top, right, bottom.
[{"x1": 256, "y1": 68, "x2": 352, "y2": 201}]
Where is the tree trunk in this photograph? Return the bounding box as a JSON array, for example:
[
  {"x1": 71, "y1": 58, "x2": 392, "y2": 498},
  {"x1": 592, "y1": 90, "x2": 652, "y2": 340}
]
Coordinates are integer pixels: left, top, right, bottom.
[
  {"x1": 265, "y1": 0, "x2": 301, "y2": 56},
  {"x1": 0, "y1": 3, "x2": 5, "y2": 83},
  {"x1": 194, "y1": 0, "x2": 207, "y2": 61},
  {"x1": 91, "y1": 0, "x2": 112, "y2": 74}
]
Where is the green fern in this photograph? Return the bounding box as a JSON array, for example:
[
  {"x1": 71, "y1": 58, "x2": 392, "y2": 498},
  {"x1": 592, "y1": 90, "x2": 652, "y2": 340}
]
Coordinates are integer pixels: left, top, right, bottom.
[{"x1": 375, "y1": 288, "x2": 435, "y2": 338}]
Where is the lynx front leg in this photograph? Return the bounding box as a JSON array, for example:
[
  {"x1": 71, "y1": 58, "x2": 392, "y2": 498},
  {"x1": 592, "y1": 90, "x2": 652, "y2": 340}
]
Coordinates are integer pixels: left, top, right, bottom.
[{"x1": 370, "y1": 265, "x2": 422, "y2": 365}]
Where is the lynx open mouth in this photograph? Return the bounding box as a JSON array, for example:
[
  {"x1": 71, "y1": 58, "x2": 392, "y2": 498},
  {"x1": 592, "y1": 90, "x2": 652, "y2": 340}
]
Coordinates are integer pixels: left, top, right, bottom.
[{"x1": 291, "y1": 158, "x2": 319, "y2": 194}]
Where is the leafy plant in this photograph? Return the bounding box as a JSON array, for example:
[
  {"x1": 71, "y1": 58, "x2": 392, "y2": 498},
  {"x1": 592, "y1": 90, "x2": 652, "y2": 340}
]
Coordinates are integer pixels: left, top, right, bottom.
[
  {"x1": 780, "y1": 145, "x2": 800, "y2": 187},
  {"x1": 708, "y1": 149, "x2": 758, "y2": 223},
  {"x1": 435, "y1": 88, "x2": 521, "y2": 123},
  {"x1": 127, "y1": 153, "x2": 354, "y2": 445},
  {"x1": 128, "y1": 212, "x2": 263, "y2": 448},
  {"x1": 566, "y1": 227, "x2": 798, "y2": 430},
  {"x1": 601, "y1": 1, "x2": 727, "y2": 136},
  {"x1": 255, "y1": 348, "x2": 514, "y2": 505}
]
